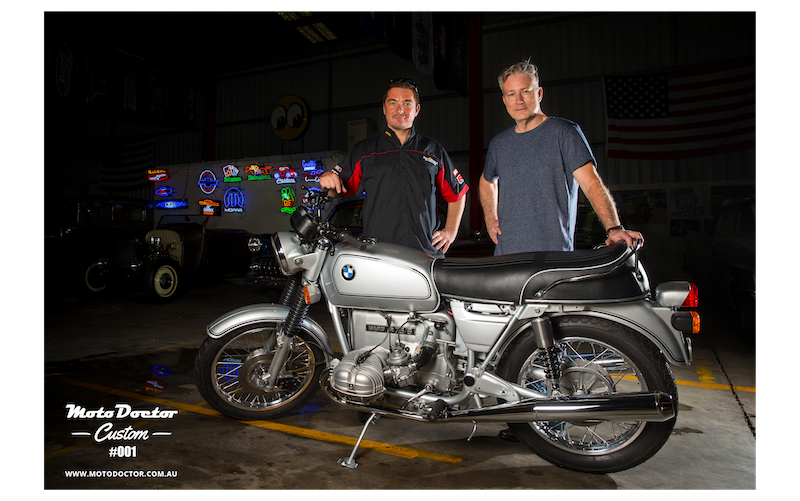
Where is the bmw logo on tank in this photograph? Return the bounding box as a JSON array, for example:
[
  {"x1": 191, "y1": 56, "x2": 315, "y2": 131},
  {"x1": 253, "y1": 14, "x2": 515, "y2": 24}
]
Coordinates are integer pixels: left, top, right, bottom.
[{"x1": 341, "y1": 265, "x2": 355, "y2": 280}]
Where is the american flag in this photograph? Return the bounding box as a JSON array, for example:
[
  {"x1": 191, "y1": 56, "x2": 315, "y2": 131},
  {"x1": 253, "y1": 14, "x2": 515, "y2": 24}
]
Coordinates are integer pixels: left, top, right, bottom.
[
  {"x1": 603, "y1": 59, "x2": 755, "y2": 159},
  {"x1": 99, "y1": 137, "x2": 155, "y2": 190}
]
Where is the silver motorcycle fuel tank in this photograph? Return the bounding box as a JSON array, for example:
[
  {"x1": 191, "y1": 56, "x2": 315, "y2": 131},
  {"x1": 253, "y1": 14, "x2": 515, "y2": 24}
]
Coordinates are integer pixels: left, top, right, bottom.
[{"x1": 320, "y1": 241, "x2": 439, "y2": 313}]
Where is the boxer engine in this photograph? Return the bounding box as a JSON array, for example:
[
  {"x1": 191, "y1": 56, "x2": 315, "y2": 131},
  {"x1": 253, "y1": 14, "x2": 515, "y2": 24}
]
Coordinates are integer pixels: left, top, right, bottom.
[{"x1": 329, "y1": 309, "x2": 460, "y2": 401}]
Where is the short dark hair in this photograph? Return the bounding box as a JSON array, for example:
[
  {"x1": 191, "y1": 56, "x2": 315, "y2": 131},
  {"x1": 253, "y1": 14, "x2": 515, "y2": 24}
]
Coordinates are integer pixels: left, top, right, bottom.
[{"x1": 383, "y1": 78, "x2": 420, "y2": 104}]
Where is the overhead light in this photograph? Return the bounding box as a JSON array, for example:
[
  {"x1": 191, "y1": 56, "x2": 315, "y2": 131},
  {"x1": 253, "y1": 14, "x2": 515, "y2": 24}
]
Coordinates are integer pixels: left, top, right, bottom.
[
  {"x1": 297, "y1": 25, "x2": 323, "y2": 43},
  {"x1": 278, "y1": 12, "x2": 313, "y2": 22},
  {"x1": 313, "y1": 23, "x2": 337, "y2": 40}
]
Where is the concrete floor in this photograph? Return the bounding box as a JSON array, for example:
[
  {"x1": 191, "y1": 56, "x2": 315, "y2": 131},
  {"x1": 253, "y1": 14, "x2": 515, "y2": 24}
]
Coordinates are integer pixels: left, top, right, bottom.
[{"x1": 43, "y1": 277, "x2": 756, "y2": 490}]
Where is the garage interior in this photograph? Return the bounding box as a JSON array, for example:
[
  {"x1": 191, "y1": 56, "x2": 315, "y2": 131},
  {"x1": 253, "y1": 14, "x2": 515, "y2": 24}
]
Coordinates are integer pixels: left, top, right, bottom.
[{"x1": 40, "y1": 11, "x2": 760, "y2": 491}]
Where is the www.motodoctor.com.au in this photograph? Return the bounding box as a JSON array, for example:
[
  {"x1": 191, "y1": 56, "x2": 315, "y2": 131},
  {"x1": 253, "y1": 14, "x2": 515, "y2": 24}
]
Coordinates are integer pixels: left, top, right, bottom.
[{"x1": 62, "y1": 402, "x2": 179, "y2": 480}]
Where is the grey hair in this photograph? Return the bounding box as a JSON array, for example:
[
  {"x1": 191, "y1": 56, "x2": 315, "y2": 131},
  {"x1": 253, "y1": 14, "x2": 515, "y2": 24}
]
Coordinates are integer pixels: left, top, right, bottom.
[{"x1": 497, "y1": 58, "x2": 540, "y2": 91}]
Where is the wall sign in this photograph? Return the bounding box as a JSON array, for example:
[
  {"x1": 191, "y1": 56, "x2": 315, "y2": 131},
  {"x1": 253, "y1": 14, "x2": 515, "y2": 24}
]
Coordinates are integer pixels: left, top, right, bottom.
[
  {"x1": 280, "y1": 187, "x2": 296, "y2": 214},
  {"x1": 273, "y1": 165, "x2": 297, "y2": 185},
  {"x1": 155, "y1": 186, "x2": 173, "y2": 197},
  {"x1": 270, "y1": 95, "x2": 310, "y2": 141},
  {"x1": 245, "y1": 164, "x2": 271, "y2": 180},
  {"x1": 148, "y1": 169, "x2": 168, "y2": 182},
  {"x1": 223, "y1": 187, "x2": 245, "y2": 213},
  {"x1": 156, "y1": 199, "x2": 188, "y2": 210},
  {"x1": 223, "y1": 164, "x2": 242, "y2": 183},
  {"x1": 199, "y1": 199, "x2": 221, "y2": 216},
  {"x1": 198, "y1": 169, "x2": 219, "y2": 195}
]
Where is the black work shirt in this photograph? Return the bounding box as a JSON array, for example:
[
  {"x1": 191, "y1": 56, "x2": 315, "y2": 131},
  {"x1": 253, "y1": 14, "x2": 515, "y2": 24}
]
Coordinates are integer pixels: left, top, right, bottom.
[{"x1": 333, "y1": 127, "x2": 468, "y2": 258}]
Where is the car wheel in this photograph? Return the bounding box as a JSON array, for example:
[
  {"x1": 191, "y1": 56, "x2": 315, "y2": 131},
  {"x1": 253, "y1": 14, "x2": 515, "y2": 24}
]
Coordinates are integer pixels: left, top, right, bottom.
[
  {"x1": 84, "y1": 262, "x2": 108, "y2": 293},
  {"x1": 143, "y1": 258, "x2": 183, "y2": 303}
]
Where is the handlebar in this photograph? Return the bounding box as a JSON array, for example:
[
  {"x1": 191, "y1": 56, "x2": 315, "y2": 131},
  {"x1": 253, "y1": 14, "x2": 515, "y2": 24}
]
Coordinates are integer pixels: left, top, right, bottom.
[{"x1": 332, "y1": 229, "x2": 367, "y2": 251}]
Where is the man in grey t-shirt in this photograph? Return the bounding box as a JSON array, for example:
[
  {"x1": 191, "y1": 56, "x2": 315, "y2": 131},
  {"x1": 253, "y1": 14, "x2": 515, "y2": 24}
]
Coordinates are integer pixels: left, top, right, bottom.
[{"x1": 480, "y1": 60, "x2": 642, "y2": 255}]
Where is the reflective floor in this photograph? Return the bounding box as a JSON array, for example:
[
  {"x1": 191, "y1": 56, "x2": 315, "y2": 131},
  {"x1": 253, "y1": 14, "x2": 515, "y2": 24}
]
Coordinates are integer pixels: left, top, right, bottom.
[{"x1": 43, "y1": 278, "x2": 756, "y2": 490}]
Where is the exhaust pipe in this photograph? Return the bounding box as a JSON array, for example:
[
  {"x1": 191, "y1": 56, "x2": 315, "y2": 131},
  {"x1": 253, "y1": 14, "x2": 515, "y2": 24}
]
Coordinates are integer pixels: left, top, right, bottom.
[
  {"x1": 322, "y1": 373, "x2": 675, "y2": 424},
  {"x1": 444, "y1": 391, "x2": 675, "y2": 423}
]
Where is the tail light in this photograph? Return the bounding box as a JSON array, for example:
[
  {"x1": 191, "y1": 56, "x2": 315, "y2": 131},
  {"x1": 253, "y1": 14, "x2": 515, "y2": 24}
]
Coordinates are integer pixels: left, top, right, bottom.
[{"x1": 682, "y1": 283, "x2": 699, "y2": 308}]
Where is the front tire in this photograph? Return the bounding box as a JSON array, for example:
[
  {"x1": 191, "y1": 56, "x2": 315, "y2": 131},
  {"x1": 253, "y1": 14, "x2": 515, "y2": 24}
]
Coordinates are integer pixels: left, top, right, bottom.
[
  {"x1": 499, "y1": 315, "x2": 678, "y2": 473},
  {"x1": 194, "y1": 321, "x2": 324, "y2": 420},
  {"x1": 143, "y1": 258, "x2": 182, "y2": 303}
]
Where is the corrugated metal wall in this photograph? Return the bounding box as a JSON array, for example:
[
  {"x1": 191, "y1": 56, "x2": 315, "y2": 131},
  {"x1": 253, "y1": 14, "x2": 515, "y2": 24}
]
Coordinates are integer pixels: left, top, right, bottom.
[{"x1": 54, "y1": 12, "x2": 755, "y2": 202}]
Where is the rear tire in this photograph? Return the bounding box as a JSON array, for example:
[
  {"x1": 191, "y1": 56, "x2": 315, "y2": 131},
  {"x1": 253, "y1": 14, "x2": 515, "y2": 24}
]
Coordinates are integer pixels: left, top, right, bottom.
[{"x1": 499, "y1": 315, "x2": 677, "y2": 473}]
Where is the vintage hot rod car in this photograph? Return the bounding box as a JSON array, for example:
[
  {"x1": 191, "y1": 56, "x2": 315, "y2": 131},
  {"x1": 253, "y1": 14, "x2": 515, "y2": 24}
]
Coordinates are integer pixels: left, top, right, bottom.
[{"x1": 47, "y1": 198, "x2": 252, "y2": 303}]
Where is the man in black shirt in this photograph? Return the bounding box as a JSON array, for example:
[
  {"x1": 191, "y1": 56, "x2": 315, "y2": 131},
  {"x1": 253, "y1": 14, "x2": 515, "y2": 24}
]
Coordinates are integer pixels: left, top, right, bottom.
[{"x1": 319, "y1": 78, "x2": 468, "y2": 258}]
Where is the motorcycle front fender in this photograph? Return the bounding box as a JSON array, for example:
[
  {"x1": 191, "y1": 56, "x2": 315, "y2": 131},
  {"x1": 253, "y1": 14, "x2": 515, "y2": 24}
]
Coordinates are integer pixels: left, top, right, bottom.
[{"x1": 206, "y1": 303, "x2": 334, "y2": 359}]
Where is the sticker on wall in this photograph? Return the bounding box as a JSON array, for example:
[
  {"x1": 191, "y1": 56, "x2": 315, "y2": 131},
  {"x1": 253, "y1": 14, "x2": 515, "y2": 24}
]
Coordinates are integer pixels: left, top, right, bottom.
[
  {"x1": 198, "y1": 169, "x2": 219, "y2": 195},
  {"x1": 155, "y1": 186, "x2": 173, "y2": 197},
  {"x1": 224, "y1": 187, "x2": 245, "y2": 213},
  {"x1": 280, "y1": 187, "x2": 296, "y2": 214},
  {"x1": 271, "y1": 95, "x2": 310, "y2": 141}
]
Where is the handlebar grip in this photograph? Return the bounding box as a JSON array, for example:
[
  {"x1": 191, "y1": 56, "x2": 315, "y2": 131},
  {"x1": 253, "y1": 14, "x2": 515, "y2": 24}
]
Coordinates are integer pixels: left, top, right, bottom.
[{"x1": 336, "y1": 231, "x2": 367, "y2": 251}]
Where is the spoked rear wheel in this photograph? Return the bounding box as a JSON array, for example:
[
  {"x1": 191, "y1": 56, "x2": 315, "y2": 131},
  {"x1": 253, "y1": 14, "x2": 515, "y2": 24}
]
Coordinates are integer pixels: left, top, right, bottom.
[
  {"x1": 500, "y1": 316, "x2": 678, "y2": 473},
  {"x1": 194, "y1": 321, "x2": 324, "y2": 420}
]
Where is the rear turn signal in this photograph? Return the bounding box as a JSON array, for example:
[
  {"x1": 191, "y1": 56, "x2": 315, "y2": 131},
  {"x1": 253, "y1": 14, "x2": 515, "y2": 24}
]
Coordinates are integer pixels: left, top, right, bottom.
[{"x1": 671, "y1": 311, "x2": 701, "y2": 334}]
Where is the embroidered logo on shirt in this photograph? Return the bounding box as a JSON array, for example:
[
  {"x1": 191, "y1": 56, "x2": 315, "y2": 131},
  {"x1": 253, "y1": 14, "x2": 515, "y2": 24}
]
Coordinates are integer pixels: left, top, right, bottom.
[
  {"x1": 453, "y1": 168, "x2": 464, "y2": 184},
  {"x1": 422, "y1": 155, "x2": 437, "y2": 166}
]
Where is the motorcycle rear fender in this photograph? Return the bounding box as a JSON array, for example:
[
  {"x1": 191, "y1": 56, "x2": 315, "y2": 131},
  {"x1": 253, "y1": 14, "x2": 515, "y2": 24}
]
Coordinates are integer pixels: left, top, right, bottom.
[
  {"x1": 539, "y1": 302, "x2": 693, "y2": 366},
  {"x1": 206, "y1": 304, "x2": 333, "y2": 359}
]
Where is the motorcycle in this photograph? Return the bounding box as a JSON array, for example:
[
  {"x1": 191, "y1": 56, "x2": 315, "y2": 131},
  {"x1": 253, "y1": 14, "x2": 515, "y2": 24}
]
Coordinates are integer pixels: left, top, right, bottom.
[{"x1": 194, "y1": 189, "x2": 699, "y2": 473}]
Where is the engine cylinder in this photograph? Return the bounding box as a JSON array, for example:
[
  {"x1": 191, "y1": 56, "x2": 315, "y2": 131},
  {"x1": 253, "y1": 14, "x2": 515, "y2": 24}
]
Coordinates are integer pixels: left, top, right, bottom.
[{"x1": 330, "y1": 348, "x2": 388, "y2": 399}]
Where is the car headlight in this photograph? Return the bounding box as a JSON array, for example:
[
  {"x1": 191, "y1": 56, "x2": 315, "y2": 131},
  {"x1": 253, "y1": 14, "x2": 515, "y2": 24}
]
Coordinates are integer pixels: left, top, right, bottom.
[
  {"x1": 248, "y1": 236, "x2": 262, "y2": 253},
  {"x1": 270, "y1": 233, "x2": 291, "y2": 276}
]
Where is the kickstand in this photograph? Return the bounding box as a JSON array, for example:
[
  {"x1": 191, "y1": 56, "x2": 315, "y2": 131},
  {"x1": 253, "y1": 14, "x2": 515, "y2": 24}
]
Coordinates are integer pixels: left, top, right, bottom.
[{"x1": 338, "y1": 412, "x2": 378, "y2": 468}]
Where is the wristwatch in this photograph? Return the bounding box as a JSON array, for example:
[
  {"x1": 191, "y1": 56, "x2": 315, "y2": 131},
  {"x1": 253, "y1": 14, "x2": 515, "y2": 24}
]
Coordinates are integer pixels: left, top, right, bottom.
[{"x1": 605, "y1": 225, "x2": 625, "y2": 237}]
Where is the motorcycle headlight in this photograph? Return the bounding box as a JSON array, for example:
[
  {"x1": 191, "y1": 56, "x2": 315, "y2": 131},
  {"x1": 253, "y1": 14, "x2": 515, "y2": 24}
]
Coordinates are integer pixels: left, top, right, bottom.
[{"x1": 270, "y1": 233, "x2": 291, "y2": 276}]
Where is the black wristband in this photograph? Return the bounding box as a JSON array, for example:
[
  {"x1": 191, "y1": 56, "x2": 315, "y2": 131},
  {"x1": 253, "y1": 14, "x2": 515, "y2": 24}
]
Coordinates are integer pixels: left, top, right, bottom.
[{"x1": 605, "y1": 225, "x2": 624, "y2": 237}]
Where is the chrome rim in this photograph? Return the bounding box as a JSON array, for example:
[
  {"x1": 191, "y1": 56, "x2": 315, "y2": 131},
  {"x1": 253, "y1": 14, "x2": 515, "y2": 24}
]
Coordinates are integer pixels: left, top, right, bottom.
[
  {"x1": 518, "y1": 336, "x2": 647, "y2": 455},
  {"x1": 211, "y1": 324, "x2": 317, "y2": 411}
]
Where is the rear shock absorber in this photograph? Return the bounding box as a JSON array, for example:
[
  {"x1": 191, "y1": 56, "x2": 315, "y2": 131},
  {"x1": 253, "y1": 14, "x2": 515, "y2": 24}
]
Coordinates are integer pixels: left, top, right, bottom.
[{"x1": 531, "y1": 317, "x2": 562, "y2": 396}]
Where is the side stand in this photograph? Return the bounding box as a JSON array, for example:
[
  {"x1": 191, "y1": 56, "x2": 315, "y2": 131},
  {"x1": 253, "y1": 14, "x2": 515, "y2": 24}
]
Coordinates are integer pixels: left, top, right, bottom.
[{"x1": 337, "y1": 412, "x2": 378, "y2": 468}]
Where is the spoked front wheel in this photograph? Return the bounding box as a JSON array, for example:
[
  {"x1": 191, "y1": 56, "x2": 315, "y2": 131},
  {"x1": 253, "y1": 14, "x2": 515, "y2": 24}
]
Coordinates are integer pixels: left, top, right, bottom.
[
  {"x1": 500, "y1": 316, "x2": 678, "y2": 473},
  {"x1": 194, "y1": 321, "x2": 324, "y2": 420}
]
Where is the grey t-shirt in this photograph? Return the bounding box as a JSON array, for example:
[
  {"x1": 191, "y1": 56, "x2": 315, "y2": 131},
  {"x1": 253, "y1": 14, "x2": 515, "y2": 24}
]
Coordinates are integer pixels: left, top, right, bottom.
[{"x1": 483, "y1": 117, "x2": 597, "y2": 254}]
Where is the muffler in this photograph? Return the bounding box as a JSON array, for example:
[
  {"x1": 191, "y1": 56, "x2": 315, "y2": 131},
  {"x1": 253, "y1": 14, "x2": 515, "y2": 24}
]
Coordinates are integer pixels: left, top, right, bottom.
[
  {"x1": 322, "y1": 370, "x2": 675, "y2": 424},
  {"x1": 444, "y1": 391, "x2": 675, "y2": 423}
]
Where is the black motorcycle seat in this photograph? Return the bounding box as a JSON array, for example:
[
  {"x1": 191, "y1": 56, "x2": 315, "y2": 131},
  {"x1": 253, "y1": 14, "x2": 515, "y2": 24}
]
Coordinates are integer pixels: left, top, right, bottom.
[{"x1": 433, "y1": 243, "x2": 645, "y2": 303}]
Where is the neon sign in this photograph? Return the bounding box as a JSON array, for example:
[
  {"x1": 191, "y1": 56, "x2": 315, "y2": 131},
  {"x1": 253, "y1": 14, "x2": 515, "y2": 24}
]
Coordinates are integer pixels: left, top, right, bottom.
[
  {"x1": 155, "y1": 186, "x2": 173, "y2": 197},
  {"x1": 302, "y1": 159, "x2": 325, "y2": 183},
  {"x1": 148, "y1": 169, "x2": 168, "y2": 182},
  {"x1": 198, "y1": 169, "x2": 219, "y2": 195},
  {"x1": 245, "y1": 164, "x2": 272, "y2": 180},
  {"x1": 224, "y1": 187, "x2": 245, "y2": 213},
  {"x1": 156, "y1": 199, "x2": 188, "y2": 210},
  {"x1": 280, "y1": 187, "x2": 296, "y2": 214},
  {"x1": 273, "y1": 165, "x2": 297, "y2": 185},
  {"x1": 223, "y1": 164, "x2": 242, "y2": 183},
  {"x1": 199, "y1": 199, "x2": 221, "y2": 216}
]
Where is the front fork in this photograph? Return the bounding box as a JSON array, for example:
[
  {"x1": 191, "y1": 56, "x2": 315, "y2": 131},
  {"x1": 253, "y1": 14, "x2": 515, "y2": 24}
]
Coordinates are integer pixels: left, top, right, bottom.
[{"x1": 264, "y1": 274, "x2": 308, "y2": 392}]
